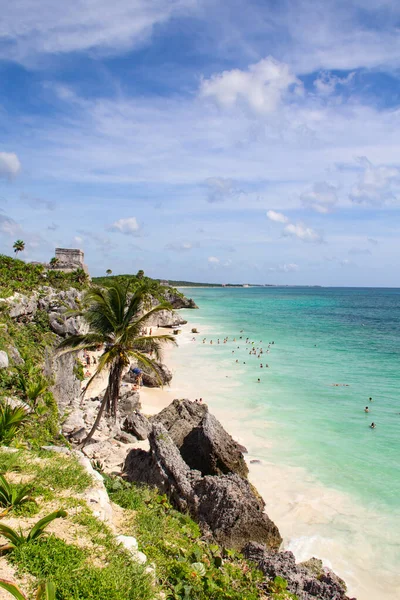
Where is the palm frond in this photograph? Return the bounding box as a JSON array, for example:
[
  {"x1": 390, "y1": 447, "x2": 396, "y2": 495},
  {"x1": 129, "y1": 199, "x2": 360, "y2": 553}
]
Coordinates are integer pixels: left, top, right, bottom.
[
  {"x1": 128, "y1": 351, "x2": 165, "y2": 386},
  {"x1": 57, "y1": 333, "x2": 105, "y2": 354}
]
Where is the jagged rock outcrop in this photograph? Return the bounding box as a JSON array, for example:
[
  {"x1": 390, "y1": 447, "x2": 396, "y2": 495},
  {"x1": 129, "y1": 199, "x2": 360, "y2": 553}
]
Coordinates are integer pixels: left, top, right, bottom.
[
  {"x1": 123, "y1": 411, "x2": 151, "y2": 440},
  {"x1": 44, "y1": 351, "x2": 81, "y2": 414},
  {"x1": 142, "y1": 362, "x2": 173, "y2": 388},
  {"x1": 0, "y1": 351, "x2": 9, "y2": 369},
  {"x1": 243, "y1": 542, "x2": 354, "y2": 600},
  {"x1": 124, "y1": 423, "x2": 281, "y2": 550},
  {"x1": 125, "y1": 423, "x2": 199, "y2": 512},
  {"x1": 151, "y1": 399, "x2": 248, "y2": 477},
  {"x1": 151, "y1": 399, "x2": 208, "y2": 446},
  {"x1": 180, "y1": 412, "x2": 248, "y2": 477},
  {"x1": 118, "y1": 388, "x2": 141, "y2": 416},
  {"x1": 147, "y1": 309, "x2": 187, "y2": 328},
  {"x1": 193, "y1": 474, "x2": 281, "y2": 550},
  {"x1": 162, "y1": 289, "x2": 199, "y2": 309},
  {"x1": 2, "y1": 292, "x2": 39, "y2": 320}
]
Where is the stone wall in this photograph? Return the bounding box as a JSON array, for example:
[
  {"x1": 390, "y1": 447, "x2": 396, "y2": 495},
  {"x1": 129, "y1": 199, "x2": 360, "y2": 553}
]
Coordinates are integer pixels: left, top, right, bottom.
[{"x1": 54, "y1": 248, "x2": 89, "y2": 274}]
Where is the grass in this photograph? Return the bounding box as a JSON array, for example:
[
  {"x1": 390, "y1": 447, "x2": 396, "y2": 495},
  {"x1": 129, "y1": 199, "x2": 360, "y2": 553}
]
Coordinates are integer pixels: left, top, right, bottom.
[{"x1": 105, "y1": 476, "x2": 265, "y2": 600}]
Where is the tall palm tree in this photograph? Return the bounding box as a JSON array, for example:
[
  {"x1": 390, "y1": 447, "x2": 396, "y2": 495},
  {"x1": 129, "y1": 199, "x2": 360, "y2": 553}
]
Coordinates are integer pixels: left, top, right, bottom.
[
  {"x1": 49, "y1": 257, "x2": 59, "y2": 269},
  {"x1": 106, "y1": 269, "x2": 112, "y2": 276},
  {"x1": 13, "y1": 240, "x2": 25, "y2": 256},
  {"x1": 57, "y1": 281, "x2": 176, "y2": 446}
]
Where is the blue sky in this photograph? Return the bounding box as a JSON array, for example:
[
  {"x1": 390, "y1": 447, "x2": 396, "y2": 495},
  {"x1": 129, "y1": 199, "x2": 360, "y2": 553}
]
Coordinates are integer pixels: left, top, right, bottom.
[{"x1": 1, "y1": 0, "x2": 400, "y2": 285}]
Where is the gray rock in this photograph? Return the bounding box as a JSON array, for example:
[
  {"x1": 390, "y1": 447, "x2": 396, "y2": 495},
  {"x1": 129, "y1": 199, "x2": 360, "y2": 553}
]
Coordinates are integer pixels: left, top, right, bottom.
[
  {"x1": 180, "y1": 412, "x2": 248, "y2": 478},
  {"x1": 6, "y1": 292, "x2": 38, "y2": 320},
  {"x1": 0, "y1": 351, "x2": 9, "y2": 369},
  {"x1": 142, "y1": 363, "x2": 173, "y2": 388},
  {"x1": 124, "y1": 423, "x2": 199, "y2": 512},
  {"x1": 123, "y1": 412, "x2": 151, "y2": 440},
  {"x1": 115, "y1": 431, "x2": 138, "y2": 444},
  {"x1": 148, "y1": 309, "x2": 187, "y2": 328},
  {"x1": 151, "y1": 398, "x2": 207, "y2": 447},
  {"x1": 62, "y1": 409, "x2": 86, "y2": 434},
  {"x1": 193, "y1": 474, "x2": 281, "y2": 551},
  {"x1": 152, "y1": 399, "x2": 248, "y2": 478},
  {"x1": 44, "y1": 351, "x2": 81, "y2": 414},
  {"x1": 69, "y1": 427, "x2": 87, "y2": 443},
  {"x1": 124, "y1": 424, "x2": 281, "y2": 551},
  {"x1": 162, "y1": 290, "x2": 199, "y2": 309},
  {"x1": 6, "y1": 345, "x2": 24, "y2": 366},
  {"x1": 118, "y1": 389, "x2": 141, "y2": 416},
  {"x1": 243, "y1": 542, "x2": 354, "y2": 600}
]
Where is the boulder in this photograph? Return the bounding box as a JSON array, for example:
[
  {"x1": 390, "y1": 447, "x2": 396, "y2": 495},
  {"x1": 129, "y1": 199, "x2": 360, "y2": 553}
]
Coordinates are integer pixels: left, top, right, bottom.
[
  {"x1": 124, "y1": 424, "x2": 281, "y2": 551},
  {"x1": 152, "y1": 400, "x2": 248, "y2": 478},
  {"x1": 149, "y1": 309, "x2": 187, "y2": 328},
  {"x1": 151, "y1": 399, "x2": 207, "y2": 447},
  {"x1": 45, "y1": 352, "x2": 81, "y2": 414},
  {"x1": 0, "y1": 351, "x2": 9, "y2": 369},
  {"x1": 123, "y1": 412, "x2": 151, "y2": 440},
  {"x1": 6, "y1": 345, "x2": 24, "y2": 366},
  {"x1": 62, "y1": 409, "x2": 86, "y2": 434},
  {"x1": 124, "y1": 424, "x2": 199, "y2": 512},
  {"x1": 162, "y1": 290, "x2": 199, "y2": 309},
  {"x1": 193, "y1": 474, "x2": 281, "y2": 551},
  {"x1": 180, "y1": 412, "x2": 248, "y2": 477},
  {"x1": 243, "y1": 542, "x2": 354, "y2": 600},
  {"x1": 118, "y1": 388, "x2": 141, "y2": 416},
  {"x1": 142, "y1": 363, "x2": 172, "y2": 388},
  {"x1": 5, "y1": 292, "x2": 38, "y2": 320}
]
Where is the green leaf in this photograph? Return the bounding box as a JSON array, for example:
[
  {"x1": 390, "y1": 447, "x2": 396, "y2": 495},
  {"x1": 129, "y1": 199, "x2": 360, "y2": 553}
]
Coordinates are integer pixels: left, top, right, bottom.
[
  {"x1": 0, "y1": 579, "x2": 27, "y2": 599},
  {"x1": 36, "y1": 581, "x2": 56, "y2": 600},
  {"x1": 27, "y1": 509, "x2": 67, "y2": 542},
  {"x1": 191, "y1": 562, "x2": 206, "y2": 577}
]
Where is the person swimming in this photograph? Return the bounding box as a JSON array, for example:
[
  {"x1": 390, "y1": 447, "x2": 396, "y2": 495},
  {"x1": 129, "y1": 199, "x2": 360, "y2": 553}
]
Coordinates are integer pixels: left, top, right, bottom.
[
  {"x1": 369, "y1": 397, "x2": 373, "y2": 402},
  {"x1": 365, "y1": 406, "x2": 369, "y2": 413},
  {"x1": 370, "y1": 422, "x2": 376, "y2": 429},
  {"x1": 257, "y1": 378, "x2": 260, "y2": 383}
]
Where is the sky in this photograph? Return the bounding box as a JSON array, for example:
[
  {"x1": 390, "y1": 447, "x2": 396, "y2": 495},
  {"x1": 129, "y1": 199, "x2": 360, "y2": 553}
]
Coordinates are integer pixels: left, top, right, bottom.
[{"x1": 1, "y1": 0, "x2": 400, "y2": 286}]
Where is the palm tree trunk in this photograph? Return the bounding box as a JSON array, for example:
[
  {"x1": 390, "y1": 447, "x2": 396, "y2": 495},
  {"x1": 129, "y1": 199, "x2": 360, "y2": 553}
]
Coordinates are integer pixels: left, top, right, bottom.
[
  {"x1": 111, "y1": 362, "x2": 123, "y2": 421},
  {"x1": 80, "y1": 388, "x2": 109, "y2": 448}
]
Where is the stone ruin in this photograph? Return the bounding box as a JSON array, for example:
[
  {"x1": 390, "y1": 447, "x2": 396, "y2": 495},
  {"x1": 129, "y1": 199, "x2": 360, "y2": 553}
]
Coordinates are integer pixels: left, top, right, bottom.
[{"x1": 53, "y1": 248, "x2": 89, "y2": 274}]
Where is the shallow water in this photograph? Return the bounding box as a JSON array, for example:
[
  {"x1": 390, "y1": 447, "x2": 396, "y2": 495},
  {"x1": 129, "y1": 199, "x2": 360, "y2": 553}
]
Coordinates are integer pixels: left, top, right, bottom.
[{"x1": 167, "y1": 287, "x2": 400, "y2": 600}]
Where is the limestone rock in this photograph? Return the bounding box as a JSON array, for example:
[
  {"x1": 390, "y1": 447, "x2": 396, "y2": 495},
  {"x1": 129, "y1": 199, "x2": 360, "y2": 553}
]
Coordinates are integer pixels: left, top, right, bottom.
[
  {"x1": 162, "y1": 290, "x2": 199, "y2": 309},
  {"x1": 45, "y1": 352, "x2": 81, "y2": 414},
  {"x1": 62, "y1": 409, "x2": 86, "y2": 434},
  {"x1": 243, "y1": 542, "x2": 354, "y2": 600},
  {"x1": 142, "y1": 363, "x2": 173, "y2": 388},
  {"x1": 180, "y1": 412, "x2": 248, "y2": 477},
  {"x1": 151, "y1": 398, "x2": 207, "y2": 447},
  {"x1": 0, "y1": 351, "x2": 9, "y2": 369},
  {"x1": 118, "y1": 388, "x2": 141, "y2": 416},
  {"x1": 5, "y1": 292, "x2": 38, "y2": 320},
  {"x1": 116, "y1": 535, "x2": 147, "y2": 564},
  {"x1": 147, "y1": 309, "x2": 187, "y2": 328},
  {"x1": 193, "y1": 474, "x2": 281, "y2": 551},
  {"x1": 124, "y1": 423, "x2": 200, "y2": 512},
  {"x1": 123, "y1": 412, "x2": 151, "y2": 440},
  {"x1": 6, "y1": 345, "x2": 24, "y2": 366}
]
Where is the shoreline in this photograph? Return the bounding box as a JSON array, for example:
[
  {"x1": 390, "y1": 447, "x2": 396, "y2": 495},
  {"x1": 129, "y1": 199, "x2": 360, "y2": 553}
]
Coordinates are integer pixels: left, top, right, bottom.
[{"x1": 137, "y1": 313, "x2": 400, "y2": 600}]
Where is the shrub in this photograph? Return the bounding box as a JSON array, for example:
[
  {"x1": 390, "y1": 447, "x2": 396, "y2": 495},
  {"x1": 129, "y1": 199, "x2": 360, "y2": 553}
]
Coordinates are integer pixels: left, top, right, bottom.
[{"x1": 0, "y1": 404, "x2": 29, "y2": 446}]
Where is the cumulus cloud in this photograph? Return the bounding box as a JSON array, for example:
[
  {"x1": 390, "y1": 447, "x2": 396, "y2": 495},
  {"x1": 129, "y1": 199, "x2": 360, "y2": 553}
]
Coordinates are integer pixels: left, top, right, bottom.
[
  {"x1": 200, "y1": 57, "x2": 301, "y2": 114},
  {"x1": 313, "y1": 71, "x2": 355, "y2": 96},
  {"x1": 204, "y1": 177, "x2": 241, "y2": 203},
  {"x1": 300, "y1": 181, "x2": 338, "y2": 213},
  {"x1": 0, "y1": 152, "x2": 21, "y2": 180},
  {"x1": 266, "y1": 210, "x2": 288, "y2": 223},
  {"x1": 165, "y1": 241, "x2": 193, "y2": 251},
  {"x1": 283, "y1": 222, "x2": 322, "y2": 243},
  {"x1": 208, "y1": 256, "x2": 220, "y2": 264},
  {"x1": 108, "y1": 217, "x2": 140, "y2": 236},
  {"x1": 349, "y1": 157, "x2": 400, "y2": 205}
]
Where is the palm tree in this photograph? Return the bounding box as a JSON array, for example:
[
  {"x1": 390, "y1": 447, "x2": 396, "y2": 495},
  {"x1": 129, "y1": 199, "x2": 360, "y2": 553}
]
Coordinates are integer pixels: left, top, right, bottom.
[
  {"x1": 49, "y1": 257, "x2": 59, "y2": 269},
  {"x1": 13, "y1": 240, "x2": 25, "y2": 256},
  {"x1": 136, "y1": 269, "x2": 144, "y2": 280},
  {"x1": 57, "y1": 282, "x2": 176, "y2": 446},
  {"x1": 106, "y1": 269, "x2": 112, "y2": 276}
]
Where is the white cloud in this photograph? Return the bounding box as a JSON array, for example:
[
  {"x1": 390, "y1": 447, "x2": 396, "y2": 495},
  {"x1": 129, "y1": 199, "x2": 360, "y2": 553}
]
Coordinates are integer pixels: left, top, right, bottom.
[
  {"x1": 0, "y1": 214, "x2": 21, "y2": 235},
  {"x1": 283, "y1": 222, "x2": 322, "y2": 243},
  {"x1": 300, "y1": 181, "x2": 338, "y2": 213},
  {"x1": 349, "y1": 157, "x2": 400, "y2": 205},
  {"x1": 0, "y1": 152, "x2": 21, "y2": 180},
  {"x1": 204, "y1": 177, "x2": 241, "y2": 203},
  {"x1": 266, "y1": 210, "x2": 288, "y2": 223},
  {"x1": 0, "y1": 0, "x2": 196, "y2": 64},
  {"x1": 208, "y1": 256, "x2": 220, "y2": 264},
  {"x1": 108, "y1": 217, "x2": 140, "y2": 235},
  {"x1": 268, "y1": 263, "x2": 299, "y2": 272},
  {"x1": 313, "y1": 71, "x2": 355, "y2": 96},
  {"x1": 165, "y1": 241, "x2": 193, "y2": 251},
  {"x1": 200, "y1": 57, "x2": 301, "y2": 114}
]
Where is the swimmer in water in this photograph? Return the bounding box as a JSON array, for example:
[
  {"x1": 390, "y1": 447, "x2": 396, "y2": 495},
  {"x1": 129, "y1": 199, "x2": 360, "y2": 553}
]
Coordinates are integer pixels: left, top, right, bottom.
[
  {"x1": 370, "y1": 422, "x2": 376, "y2": 429},
  {"x1": 364, "y1": 406, "x2": 369, "y2": 413},
  {"x1": 257, "y1": 378, "x2": 260, "y2": 383},
  {"x1": 369, "y1": 397, "x2": 373, "y2": 402}
]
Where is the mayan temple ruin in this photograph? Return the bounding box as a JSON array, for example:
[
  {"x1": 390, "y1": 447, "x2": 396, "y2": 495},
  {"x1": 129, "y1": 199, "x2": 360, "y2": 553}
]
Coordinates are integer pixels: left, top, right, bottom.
[{"x1": 53, "y1": 248, "x2": 89, "y2": 274}]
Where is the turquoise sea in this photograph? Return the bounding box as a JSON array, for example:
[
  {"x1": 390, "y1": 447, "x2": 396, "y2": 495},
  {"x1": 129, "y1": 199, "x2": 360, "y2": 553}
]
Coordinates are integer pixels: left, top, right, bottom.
[{"x1": 170, "y1": 287, "x2": 400, "y2": 600}]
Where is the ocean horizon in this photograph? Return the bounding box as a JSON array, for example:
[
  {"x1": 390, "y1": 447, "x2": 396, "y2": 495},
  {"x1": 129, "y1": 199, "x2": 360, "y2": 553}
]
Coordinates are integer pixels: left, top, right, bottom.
[{"x1": 165, "y1": 286, "x2": 400, "y2": 600}]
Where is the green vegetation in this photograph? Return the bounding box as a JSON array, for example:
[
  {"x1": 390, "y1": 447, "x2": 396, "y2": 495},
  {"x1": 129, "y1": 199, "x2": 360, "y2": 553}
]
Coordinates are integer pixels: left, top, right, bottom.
[
  {"x1": 106, "y1": 476, "x2": 265, "y2": 600},
  {"x1": 0, "y1": 254, "x2": 88, "y2": 298},
  {"x1": 0, "y1": 473, "x2": 34, "y2": 515},
  {"x1": 0, "y1": 509, "x2": 67, "y2": 553},
  {"x1": 57, "y1": 281, "x2": 176, "y2": 445},
  {"x1": 12, "y1": 241, "x2": 25, "y2": 257},
  {"x1": 0, "y1": 579, "x2": 56, "y2": 600},
  {"x1": 0, "y1": 405, "x2": 29, "y2": 446}
]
